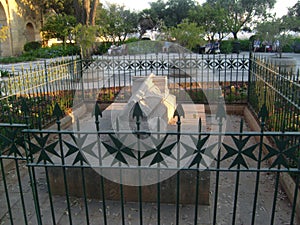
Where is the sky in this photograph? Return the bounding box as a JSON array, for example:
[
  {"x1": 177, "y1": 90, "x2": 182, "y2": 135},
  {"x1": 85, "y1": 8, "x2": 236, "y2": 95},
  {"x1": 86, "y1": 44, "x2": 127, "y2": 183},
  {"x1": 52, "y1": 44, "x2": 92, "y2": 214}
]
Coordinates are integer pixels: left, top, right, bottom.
[{"x1": 104, "y1": 0, "x2": 298, "y2": 18}]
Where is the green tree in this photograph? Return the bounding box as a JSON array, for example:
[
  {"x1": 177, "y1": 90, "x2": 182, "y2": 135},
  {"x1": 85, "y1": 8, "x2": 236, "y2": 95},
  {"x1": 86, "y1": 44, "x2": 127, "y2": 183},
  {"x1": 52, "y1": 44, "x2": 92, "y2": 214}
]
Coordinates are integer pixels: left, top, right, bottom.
[
  {"x1": 97, "y1": 4, "x2": 139, "y2": 43},
  {"x1": 207, "y1": 0, "x2": 276, "y2": 39},
  {"x1": 283, "y1": 1, "x2": 300, "y2": 32},
  {"x1": 255, "y1": 17, "x2": 292, "y2": 57},
  {"x1": 41, "y1": 14, "x2": 77, "y2": 45},
  {"x1": 189, "y1": 2, "x2": 228, "y2": 41},
  {"x1": 20, "y1": 0, "x2": 74, "y2": 27},
  {"x1": 23, "y1": 0, "x2": 99, "y2": 26},
  {"x1": 167, "y1": 19, "x2": 205, "y2": 50},
  {"x1": 73, "y1": 24, "x2": 97, "y2": 59},
  {"x1": 148, "y1": 0, "x2": 196, "y2": 27}
]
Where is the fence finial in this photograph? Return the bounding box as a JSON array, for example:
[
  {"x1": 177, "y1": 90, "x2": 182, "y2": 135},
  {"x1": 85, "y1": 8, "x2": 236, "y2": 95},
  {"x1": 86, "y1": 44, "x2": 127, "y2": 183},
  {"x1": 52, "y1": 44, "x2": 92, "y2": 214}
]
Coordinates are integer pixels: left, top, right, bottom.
[
  {"x1": 132, "y1": 101, "x2": 143, "y2": 119},
  {"x1": 258, "y1": 104, "x2": 268, "y2": 124},
  {"x1": 52, "y1": 103, "x2": 63, "y2": 119},
  {"x1": 173, "y1": 103, "x2": 185, "y2": 119},
  {"x1": 92, "y1": 102, "x2": 102, "y2": 118}
]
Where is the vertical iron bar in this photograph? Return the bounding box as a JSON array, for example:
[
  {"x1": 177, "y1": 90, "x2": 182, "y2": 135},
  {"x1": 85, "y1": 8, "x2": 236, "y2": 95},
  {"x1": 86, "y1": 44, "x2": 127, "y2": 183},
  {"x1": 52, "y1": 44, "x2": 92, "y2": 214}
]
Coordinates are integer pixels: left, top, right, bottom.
[
  {"x1": 157, "y1": 117, "x2": 161, "y2": 225},
  {"x1": 37, "y1": 116, "x2": 56, "y2": 225},
  {"x1": 45, "y1": 166, "x2": 56, "y2": 225},
  {"x1": 116, "y1": 118, "x2": 126, "y2": 225},
  {"x1": 231, "y1": 119, "x2": 244, "y2": 225},
  {"x1": 14, "y1": 157, "x2": 28, "y2": 225},
  {"x1": 270, "y1": 164, "x2": 281, "y2": 225},
  {"x1": 0, "y1": 157, "x2": 14, "y2": 225},
  {"x1": 137, "y1": 116, "x2": 143, "y2": 225},
  {"x1": 94, "y1": 104, "x2": 107, "y2": 224},
  {"x1": 175, "y1": 112, "x2": 182, "y2": 225},
  {"x1": 194, "y1": 118, "x2": 202, "y2": 225},
  {"x1": 23, "y1": 103, "x2": 43, "y2": 225},
  {"x1": 212, "y1": 101, "x2": 224, "y2": 225},
  {"x1": 133, "y1": 102, "x2": 143, "y2": 225},
  {"x1": 76, "y1": 119, "x2": 90, "y2": 225},
  {"x1": 251, "y1": 107, "x2": 266, "y2": 225},
  {"x1": 290, "y1": 158, "x2": 300, "y2": 224},
  {"x1": 56, "y1": 108, "x2": 73, "y2": 225}
]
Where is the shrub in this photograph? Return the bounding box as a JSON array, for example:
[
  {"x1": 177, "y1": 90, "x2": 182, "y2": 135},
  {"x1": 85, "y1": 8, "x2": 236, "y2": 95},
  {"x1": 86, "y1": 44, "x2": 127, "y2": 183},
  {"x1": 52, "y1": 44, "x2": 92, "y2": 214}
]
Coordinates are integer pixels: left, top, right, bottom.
[
  {"x1": 239, "y1": 39, "x2": 251, "y2": 51},
  {"x1": 125, "y1": 37, "x2": 139, "y2": 44},
  {"x1": 282, "y1": 44, "x2": 293, "y2": 52},
  {"x1": 24, "y1": 41, "x2": 42, "y2": 52},
  {"x1": 0, "y1": 55, "x2": 36, "y2": 64},
  {"x1": 220, "y1": 40, "x2": 232, "y2": 54},
  {"x1": 32, "y1": 45, "x2": 80, "y2": 58},
  {"x1": 95, "y1": 42, "x2": 111, "y2": 55}
]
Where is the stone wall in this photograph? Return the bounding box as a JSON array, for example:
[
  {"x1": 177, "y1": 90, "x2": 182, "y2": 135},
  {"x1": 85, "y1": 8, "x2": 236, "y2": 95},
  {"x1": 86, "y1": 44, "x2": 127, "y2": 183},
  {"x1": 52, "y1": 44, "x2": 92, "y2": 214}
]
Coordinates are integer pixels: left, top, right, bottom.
[{"x1": 0, "y1": 0, "x2": 41, "y2": 56}]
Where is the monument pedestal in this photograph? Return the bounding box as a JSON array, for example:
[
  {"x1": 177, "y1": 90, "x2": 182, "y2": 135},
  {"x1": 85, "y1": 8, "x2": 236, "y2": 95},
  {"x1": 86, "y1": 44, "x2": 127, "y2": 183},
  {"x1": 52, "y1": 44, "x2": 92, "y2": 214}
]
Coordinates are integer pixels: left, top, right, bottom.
[
  {"x1": 48, "y1": 103, "x2": 210, "y2": 205},
  {"x1": 49, "y1": 74, "x2": 210, "y2": 205}
]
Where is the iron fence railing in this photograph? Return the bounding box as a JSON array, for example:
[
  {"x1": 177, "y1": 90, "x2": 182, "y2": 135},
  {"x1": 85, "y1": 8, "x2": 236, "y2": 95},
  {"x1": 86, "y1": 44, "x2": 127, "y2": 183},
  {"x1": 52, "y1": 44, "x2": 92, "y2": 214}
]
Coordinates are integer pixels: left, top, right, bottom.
[
  {"x1": 0, "y1": 52, "x2": 300, "y2": 225},
  {"x1": 84, "y1": 53, "x2": 249, "y2": 104},
  {"x1": 248, "y1": 53, "x2": 300, "y2": 132},
  {"x1": 0, "y1": 58, "x2": 83, "y2": 127},
  {"x1": 1, "y1": 53, "x2": 250, "y2": 129},
  {"x1": 0, "y1": 102, "x2": 299, "y2": 225}
]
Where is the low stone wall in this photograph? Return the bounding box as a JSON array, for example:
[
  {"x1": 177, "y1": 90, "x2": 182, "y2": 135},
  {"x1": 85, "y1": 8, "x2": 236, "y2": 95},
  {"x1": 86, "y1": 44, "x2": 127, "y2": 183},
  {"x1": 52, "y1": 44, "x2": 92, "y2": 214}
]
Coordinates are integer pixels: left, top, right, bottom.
[
  {"x1": 243, "y1": 106, "x2": 300, "y2": 223},
  {"x1": 48, "y1": 168, "x2": 210, "y2": 205}
]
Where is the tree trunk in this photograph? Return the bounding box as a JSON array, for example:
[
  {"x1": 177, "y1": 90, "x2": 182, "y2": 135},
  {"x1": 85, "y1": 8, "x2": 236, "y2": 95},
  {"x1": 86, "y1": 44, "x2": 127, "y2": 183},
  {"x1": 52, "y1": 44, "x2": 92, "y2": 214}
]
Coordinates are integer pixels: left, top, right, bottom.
[
  {"x1": 83, "y1": 0, "x2": 90, "y2": 25},
  {"x1": 89, "y1": 0, "x2": 99, "y2": 25},
  {"x1": 73, "y1": 0, "x2": 83, "y2": 24},
  {"x1": 233, "y1": 32, "x2": 238, "y2": 40}
]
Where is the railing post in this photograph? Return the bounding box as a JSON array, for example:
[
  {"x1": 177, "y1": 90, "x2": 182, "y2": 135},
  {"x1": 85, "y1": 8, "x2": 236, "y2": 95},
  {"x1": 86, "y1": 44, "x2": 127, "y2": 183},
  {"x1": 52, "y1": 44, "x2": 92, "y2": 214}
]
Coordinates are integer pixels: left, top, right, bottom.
[
  {"x1": 247, "y1": 51, "x2": 253, "y2": 105},
  {"x1": 132, "y1": 101, "x2": 144, "y2": 225},
  {"x1": 173, "y1": 103, "x2": 184, "y2": 225},
  {"x1": 22, "y1": 99, "x2": 43, "y2": 225}
]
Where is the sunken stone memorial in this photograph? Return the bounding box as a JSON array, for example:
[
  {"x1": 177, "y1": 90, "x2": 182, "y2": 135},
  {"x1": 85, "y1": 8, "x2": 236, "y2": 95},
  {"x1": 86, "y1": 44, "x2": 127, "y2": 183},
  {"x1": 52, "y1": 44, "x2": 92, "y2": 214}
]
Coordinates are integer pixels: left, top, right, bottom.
[{"x1": 49, "y1": 74, "x2": 210, "y2": 205}]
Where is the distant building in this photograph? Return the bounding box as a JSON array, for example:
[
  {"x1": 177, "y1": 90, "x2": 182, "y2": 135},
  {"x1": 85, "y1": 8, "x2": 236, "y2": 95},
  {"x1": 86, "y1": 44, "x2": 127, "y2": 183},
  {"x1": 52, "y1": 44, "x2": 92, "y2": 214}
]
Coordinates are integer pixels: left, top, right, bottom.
[{"x1": 0, "y1": 0, "x2": 41, "y2": 56}]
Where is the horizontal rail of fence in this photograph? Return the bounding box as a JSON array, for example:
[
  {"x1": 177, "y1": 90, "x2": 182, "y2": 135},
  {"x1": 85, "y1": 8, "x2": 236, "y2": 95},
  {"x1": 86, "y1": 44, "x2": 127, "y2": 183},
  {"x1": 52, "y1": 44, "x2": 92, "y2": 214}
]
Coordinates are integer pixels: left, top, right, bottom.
[
  {"x1": 83, "y1": 53, "x2": 249, "y2": 104},
  {"x1": 0, "y1": 53, "x2": 250, "y2": 129},
  {"x1": 0, "y1": 102, "x2": 299, "y2": 225}
]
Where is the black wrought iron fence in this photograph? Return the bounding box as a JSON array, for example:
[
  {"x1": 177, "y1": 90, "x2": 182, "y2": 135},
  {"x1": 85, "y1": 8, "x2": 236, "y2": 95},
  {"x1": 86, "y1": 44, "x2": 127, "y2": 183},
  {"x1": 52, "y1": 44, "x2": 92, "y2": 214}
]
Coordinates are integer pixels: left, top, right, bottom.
[
  {"x1": 1, "y1": 53, "x2": 249, "y2": 129},
  {"x1": 0, "y1": 58, "x2": 82, "y2": 128},
  {"x1": 82, "y1": 53, "x2": 249, "y2": 104},
  {"x1": 0, "y1": 102, "x2": 299, "y2": 225},
  {"x1": 248, "y1": 53, "x2": 300, "y2": 132},
  {"x1": 0, "y1": 52, "x2": 300, "y2": 225}
]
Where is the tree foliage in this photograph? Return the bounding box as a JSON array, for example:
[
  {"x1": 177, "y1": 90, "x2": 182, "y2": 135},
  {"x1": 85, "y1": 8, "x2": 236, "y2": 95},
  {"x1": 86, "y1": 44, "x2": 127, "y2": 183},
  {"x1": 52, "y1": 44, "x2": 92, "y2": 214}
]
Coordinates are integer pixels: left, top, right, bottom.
[
  {"x1": 189, "y1": 2, "x2": 228, "y2": 41},
  {"x1": 73, "y1": 24, "x2": 97, "y2": 59},
  {"x1": 147, "y1": 0, "x2": 196, "y2": 27},
  {"x1": 22, "y1": 0, "x2": 98, "y2": 26},
  {"x1": 255, "y1": 17, "x2": 293, "y2": 57},
  {"x1": 41, "y1": 14, "x2": 77, "y2": 45},
  {"x1": 207, "y1": 0, "x2": 276, "y2": 39},
  {"x1": 283, "y1": 1, "x2": 300, "y2": 32},
  {"x1": 167, "y1": 19, "x2": 205, "y2": 50},
  {"x1": 97, "y1": 4, "x2": 139, "y2": 43}
]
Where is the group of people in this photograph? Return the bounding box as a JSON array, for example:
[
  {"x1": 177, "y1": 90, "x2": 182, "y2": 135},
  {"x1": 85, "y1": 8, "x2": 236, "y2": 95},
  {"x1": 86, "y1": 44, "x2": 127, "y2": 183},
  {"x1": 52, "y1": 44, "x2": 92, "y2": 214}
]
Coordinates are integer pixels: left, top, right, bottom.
[
  {"x1": 253, "y1": 39, "x2": 280, "y2": 52},
  {"x1": 108, "y1": 44, "x2": 128, "y2": 55},
  {"x1": 205, "y1": 40, "x2": 220, "y2": 54}
]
